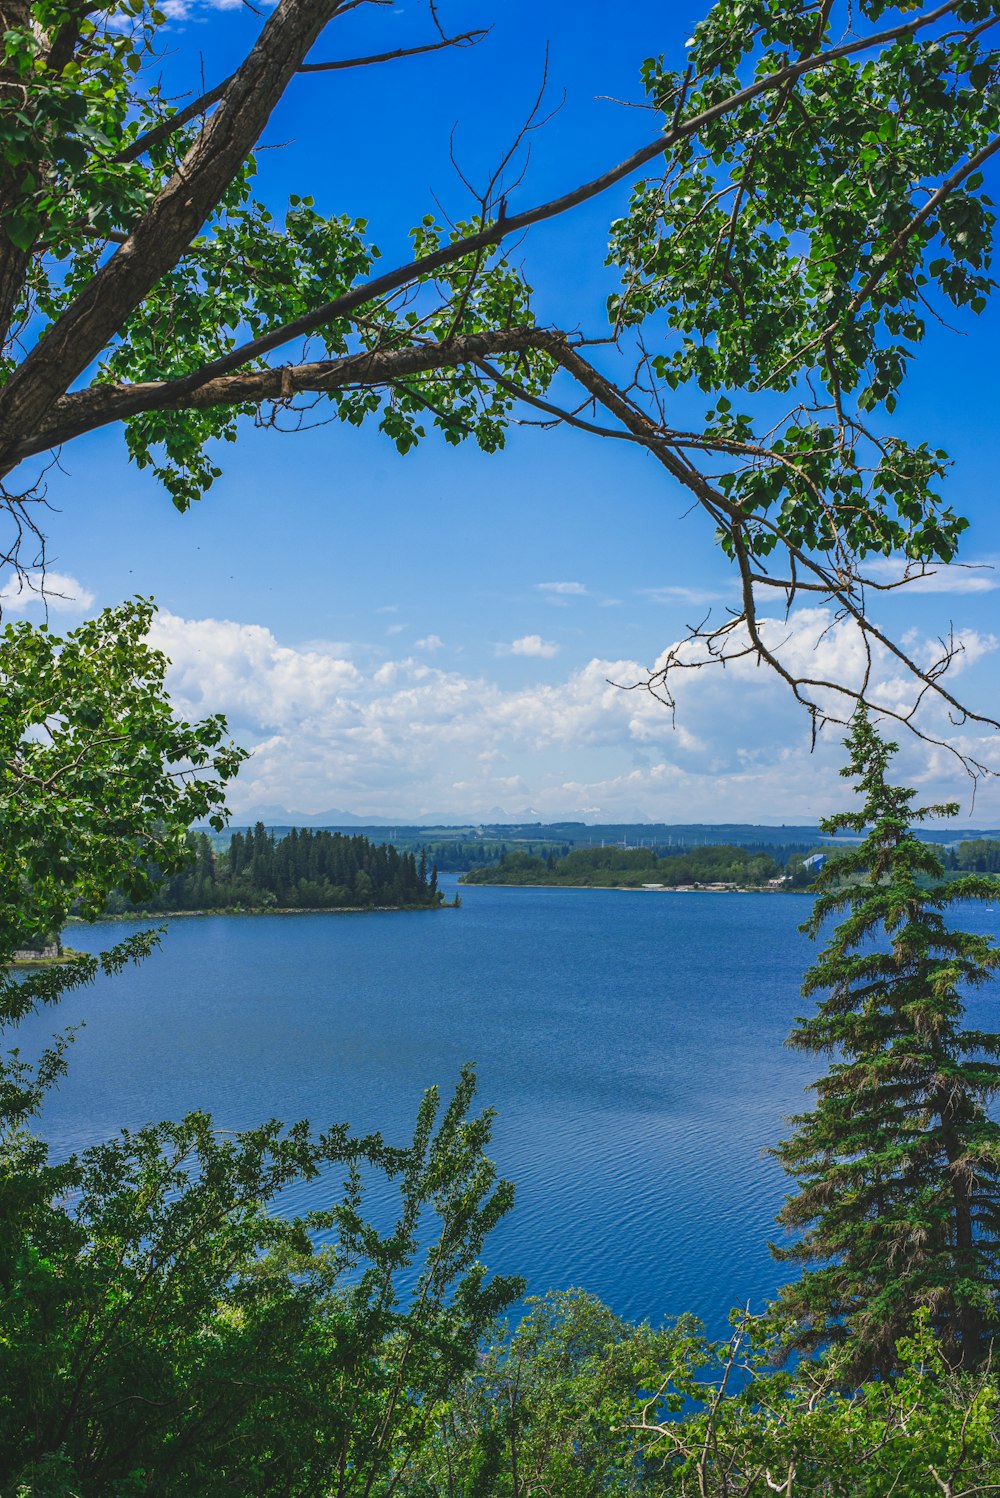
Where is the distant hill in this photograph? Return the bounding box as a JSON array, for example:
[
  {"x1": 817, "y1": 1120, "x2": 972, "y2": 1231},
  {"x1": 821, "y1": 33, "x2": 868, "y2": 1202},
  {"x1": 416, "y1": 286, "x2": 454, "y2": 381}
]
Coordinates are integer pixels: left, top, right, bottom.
[
  {"x1": 207, "y1": 818, "x2": 1000, "y2": 847},
  {"x1": 194, "y1": 819, "x2": 1000, "y2": 877}
]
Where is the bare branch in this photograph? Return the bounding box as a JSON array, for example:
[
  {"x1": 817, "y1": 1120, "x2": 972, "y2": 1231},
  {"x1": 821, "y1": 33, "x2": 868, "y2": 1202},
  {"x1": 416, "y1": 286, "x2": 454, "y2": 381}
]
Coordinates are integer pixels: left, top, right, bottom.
[
  {"x1": 299, "y1": 28, "x2": 488, "y2": 73},
  {"x1": 514, "y1": 343, "x2": 1000, "y2": 780},
  {"x1": 113, "y1": 28, "x2": 490, "y2": 166}
]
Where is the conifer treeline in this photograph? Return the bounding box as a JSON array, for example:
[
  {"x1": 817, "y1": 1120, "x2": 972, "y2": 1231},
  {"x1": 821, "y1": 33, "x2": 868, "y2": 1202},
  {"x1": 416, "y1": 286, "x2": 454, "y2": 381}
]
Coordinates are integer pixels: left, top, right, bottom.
[{"x1": 106, "y1": 826, "x2": 442, "y2": 913}]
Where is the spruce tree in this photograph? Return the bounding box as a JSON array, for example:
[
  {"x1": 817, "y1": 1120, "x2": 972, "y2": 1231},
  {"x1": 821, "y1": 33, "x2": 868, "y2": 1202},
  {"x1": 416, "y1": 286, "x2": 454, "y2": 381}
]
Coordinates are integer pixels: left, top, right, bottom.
[{"x1": 772, "y1": 713, "x2": 1000, "y2": 1374}]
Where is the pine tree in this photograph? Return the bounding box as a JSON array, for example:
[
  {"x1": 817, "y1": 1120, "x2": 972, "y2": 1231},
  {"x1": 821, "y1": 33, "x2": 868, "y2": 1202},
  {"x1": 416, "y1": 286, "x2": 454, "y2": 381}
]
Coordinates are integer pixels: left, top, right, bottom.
[{"x1": 772, "y1": 712, "x2": 1000, "y2": 1374}]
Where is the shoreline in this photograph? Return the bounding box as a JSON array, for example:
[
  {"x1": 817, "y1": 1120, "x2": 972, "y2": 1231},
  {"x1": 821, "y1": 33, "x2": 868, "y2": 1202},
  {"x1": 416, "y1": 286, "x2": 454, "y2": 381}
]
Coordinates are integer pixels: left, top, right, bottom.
[
  {"x1": 458, "y1": 881, "x2": 808, "y2": 895},
  {"x1": 70, "y1": 903, "x2": 456, "y2": 923},
  {"x1": 4, "y1": 946, "x2": 86, "y2": 969}
]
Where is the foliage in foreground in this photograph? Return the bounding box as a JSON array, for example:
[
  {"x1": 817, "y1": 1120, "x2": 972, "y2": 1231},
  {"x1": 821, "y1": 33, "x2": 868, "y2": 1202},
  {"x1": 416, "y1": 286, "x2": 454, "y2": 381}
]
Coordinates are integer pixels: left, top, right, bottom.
[
  {"x1": 0, "y1": 1068, "x2": 520, "y2": 1497},
  {"x1": 8, "y1": 1252, "x2": 1000, "y2": 1496},
  {"x1": 0, "y1": 599, "x2": 245, "y2": 957},
  {"x1": 0, "y1": 605, "x2": 519, "y2": 1492},
  {"x1": 402, "y1": 1296, "x2": 1000, "y2": 1497}
]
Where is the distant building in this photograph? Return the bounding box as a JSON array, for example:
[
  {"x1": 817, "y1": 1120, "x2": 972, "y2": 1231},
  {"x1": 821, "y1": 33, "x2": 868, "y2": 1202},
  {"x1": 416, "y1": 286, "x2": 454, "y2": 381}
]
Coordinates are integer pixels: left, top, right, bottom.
[
  {"x1": 802, "y1": 853, "x2": 826, "y2": 870},
  {"x1": 11, "y1": 940, "x2": 62, "y2": 962}
]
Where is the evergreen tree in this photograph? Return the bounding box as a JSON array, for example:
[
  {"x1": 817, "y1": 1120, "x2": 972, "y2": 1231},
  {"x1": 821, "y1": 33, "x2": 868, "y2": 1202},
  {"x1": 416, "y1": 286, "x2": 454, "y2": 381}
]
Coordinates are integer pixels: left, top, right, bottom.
[{"x1": 772, "y1": 713, "x2": 1000, "y2": 1374}]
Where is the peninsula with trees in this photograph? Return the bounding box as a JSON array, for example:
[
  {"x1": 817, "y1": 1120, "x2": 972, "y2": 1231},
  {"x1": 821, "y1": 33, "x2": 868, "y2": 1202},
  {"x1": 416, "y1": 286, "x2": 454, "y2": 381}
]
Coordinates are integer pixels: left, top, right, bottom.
[
  {"x1": 462, "y1": 843, "x2": 818, "y2": 891},
  {"x1": 462, "y1": 836, "x2": 1000, "y2": 893}
]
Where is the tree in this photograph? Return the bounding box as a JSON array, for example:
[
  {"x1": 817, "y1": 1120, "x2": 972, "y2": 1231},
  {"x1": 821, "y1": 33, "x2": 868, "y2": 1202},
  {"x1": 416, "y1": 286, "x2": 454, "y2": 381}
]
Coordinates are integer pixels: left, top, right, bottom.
[
  {"x1": 1, "y1": 0, "x2": 999, "y2": 753},
  {"x1": 0, "y1": 1065, "x2": 522, "y2": 1496},
  {"x1": 629, "y1": 1309, "x2": 1000, "y2": 1497},
  {"x1": 403, "y1": 1289, "x2": 703, "y2": 1496},
  {"x1": 0, "y1": 595, "x2": 245, "y2": 1047},
  {"x1": 771, "y1": 712, "x2": 1000, "y2": 1375}
]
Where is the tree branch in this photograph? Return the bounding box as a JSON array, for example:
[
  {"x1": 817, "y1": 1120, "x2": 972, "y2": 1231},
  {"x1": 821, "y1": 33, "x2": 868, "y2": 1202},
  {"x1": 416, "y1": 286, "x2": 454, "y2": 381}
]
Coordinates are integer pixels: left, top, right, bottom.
[
  {"x1": 300, "y1": 28, "x2": 488, "y2": 73},
  {"x1": 0, "y1": 0, "x2": 350, "y2": 460},
  {"x1": 0, "y1": 0, "x2": 967, "y2": 480},
  {"x1": 11, "y1": 328, "x2": 564, "y2": 457},
  {"x1": 536, "y1": 344, "x2": 1000, "y2": 776}
]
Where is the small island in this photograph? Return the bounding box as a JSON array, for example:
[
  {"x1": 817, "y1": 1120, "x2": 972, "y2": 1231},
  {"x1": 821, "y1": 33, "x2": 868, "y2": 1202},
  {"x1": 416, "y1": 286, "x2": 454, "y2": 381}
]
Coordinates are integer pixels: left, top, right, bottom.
[{"x1": 103, "y1": 827, "x2": 447, "y2": 915}]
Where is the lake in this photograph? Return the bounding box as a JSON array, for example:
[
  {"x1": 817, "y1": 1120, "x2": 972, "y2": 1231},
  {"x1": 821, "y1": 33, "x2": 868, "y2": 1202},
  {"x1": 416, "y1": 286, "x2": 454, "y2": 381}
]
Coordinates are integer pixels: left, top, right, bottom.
[{"x1": 20, "y1": 883, "x2": 1000, "y2": 1333}]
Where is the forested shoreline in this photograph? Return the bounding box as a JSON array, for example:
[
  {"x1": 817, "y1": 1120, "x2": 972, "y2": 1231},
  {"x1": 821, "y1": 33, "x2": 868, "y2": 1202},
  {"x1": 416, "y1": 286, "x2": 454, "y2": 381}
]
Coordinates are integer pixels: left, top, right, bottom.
[
  {"x1": 103, "y1": 826, "x2": 445, "y2": 914},
  {"x1": 463, "y1": 838, "x2": 1000, "y2": 892},
  {"x1": 462, "y1": 842, "x2": 816, "y2": 889}
]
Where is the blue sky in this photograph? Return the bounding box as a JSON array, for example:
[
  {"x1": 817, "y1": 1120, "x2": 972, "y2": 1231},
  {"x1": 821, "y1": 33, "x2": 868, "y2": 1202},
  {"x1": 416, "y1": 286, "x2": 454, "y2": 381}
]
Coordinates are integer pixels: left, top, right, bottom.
[{"x1": 8, "y1": 0, "x2": 1000, "y2": 824}]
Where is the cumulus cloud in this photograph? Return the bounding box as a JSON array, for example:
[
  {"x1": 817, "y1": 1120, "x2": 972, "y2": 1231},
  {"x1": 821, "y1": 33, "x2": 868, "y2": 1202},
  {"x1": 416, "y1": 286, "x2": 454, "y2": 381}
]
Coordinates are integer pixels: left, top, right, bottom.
[
  {"x1": 0, "y1": 570, "x2": 95, "y2": 614},
  {"x1": 415, "y1": 634, "x2": 445, "y2": 651},
  {"x1": 150, "y1": 612, "x2": 362, "y2": 732},
  {"x1": 499, "y1": 634, "x2": 560, "y2": 659},
  {"x1": 152, "y1": 607, "x2": 1000, "y2": 824}
]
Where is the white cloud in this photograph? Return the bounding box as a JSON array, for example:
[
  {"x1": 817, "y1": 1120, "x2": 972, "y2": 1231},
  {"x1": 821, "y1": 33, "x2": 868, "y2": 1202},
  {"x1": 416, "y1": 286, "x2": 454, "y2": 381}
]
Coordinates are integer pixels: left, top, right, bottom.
[
  {"x1": 150, "y1": 612, "x2": 362, "y2": 732},
  {"x1": 499, "y1": 634, "x2": 560, "y2": 659},
  {"x1": 415, "y1": 634, "x2": 445, "y2": 651},
  {"x1": 0, "y1": 570, "x2": 95, "y2": 614},
  {"x1": 641, "y1": 585, "x2": 728, "y2": 606},
  {"x1": 152, "y1": 607, "x2": 1000, "y2": 824},
  {"x1": 536, "y1": 581, "x2": 588, "y2": 596},
  {"x1": 160, "y1": 0, "x2": 260, "y2": 16}
]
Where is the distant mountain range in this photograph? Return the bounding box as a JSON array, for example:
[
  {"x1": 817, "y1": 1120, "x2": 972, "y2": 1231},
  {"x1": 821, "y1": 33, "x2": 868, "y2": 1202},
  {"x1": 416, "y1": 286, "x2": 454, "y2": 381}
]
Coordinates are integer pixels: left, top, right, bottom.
[{"x1": 238, "y1": 804, "x2": 396, "y2": 827}]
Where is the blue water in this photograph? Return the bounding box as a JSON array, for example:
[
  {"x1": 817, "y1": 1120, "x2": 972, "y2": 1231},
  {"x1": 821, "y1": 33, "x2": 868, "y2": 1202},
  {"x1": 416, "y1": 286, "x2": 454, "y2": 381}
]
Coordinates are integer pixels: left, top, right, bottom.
[{"x1": 18, "y1": 884, "x2": 1000, "y2": 1333}]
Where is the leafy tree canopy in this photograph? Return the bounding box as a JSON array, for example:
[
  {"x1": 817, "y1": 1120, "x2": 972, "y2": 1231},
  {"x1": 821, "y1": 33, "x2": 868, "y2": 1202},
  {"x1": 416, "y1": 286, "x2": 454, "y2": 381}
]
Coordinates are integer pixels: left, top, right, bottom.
[
  {"x1": 1, "y1": 0, "x2": 999, "y2": 746},
  {"x1": 0, "y1": 598, "x2": 244, "y2": 957}
]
